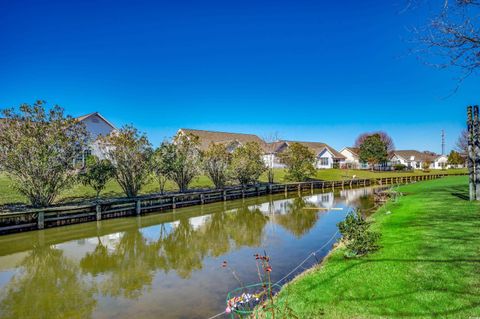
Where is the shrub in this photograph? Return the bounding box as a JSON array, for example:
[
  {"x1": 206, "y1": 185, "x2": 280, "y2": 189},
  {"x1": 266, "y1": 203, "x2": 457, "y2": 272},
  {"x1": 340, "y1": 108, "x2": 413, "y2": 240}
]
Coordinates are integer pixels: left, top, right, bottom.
[
  {"x1": 0, "y1": 101, "x2": 88, "y2": 207},
  {"x1": 278, "y1": 142, "x2": 316, "y2": 182},
  {"x1": 79, "y1": 156, "x2": 115, "y2": 199},
  {"x1": 100, "y1": 125, "x2": 153, "y2": 197},
  {"x1": 337, "y1": 210, "x2": 380, "y2": 257},
  {"x1": 394, "y1": 164, "x2": 406, "y2": 171},
  {"x1": 230, "y1": 142, "x2": 266, "y2": 186}
]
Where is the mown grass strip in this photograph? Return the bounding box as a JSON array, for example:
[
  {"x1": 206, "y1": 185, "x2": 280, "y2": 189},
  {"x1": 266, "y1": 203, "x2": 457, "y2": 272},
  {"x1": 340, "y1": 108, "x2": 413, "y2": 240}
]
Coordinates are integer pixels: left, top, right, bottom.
[{"x1": 275, "y1": 176, "x2": 480, "y2": 319}]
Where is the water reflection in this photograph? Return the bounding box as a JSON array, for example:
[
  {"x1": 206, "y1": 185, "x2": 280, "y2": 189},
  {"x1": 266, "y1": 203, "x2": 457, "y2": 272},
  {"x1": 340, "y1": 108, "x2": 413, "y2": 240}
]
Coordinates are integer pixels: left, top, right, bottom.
[
  {"x1": 0, "y1": 245, "x2": 96, "y2": 319},
  {"x1": 0, "y1": 187, "x2": 375, "y2": 319}
]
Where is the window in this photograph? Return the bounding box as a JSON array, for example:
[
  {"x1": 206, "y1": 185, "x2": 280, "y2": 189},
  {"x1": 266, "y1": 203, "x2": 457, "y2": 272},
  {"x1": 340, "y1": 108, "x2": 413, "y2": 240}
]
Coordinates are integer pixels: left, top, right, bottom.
[
  {"x1": 84, "y1": 148, "x2": 92, "y2": 158},
  {"x1": 319, "y1": 157, "x2": 329, "y2": 166}
]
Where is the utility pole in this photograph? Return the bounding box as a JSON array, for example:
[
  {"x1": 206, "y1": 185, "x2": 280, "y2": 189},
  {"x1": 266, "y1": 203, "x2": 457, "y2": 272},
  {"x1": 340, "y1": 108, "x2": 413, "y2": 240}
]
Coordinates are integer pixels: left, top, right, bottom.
[{"x1": 441, "y1": 129, "x2": 445, "y2": 155}]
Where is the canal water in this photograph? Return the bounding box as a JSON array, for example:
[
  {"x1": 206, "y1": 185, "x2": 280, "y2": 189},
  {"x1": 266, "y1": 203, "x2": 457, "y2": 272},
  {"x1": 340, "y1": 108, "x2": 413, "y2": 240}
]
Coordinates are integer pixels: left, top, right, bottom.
[{"x1": 0, "y1": 187, "x2": 375, "y2": 319}]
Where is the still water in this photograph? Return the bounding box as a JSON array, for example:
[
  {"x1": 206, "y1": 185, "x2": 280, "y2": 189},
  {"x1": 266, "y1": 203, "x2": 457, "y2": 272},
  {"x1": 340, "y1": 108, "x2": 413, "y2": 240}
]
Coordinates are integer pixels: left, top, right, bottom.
[{"x1": 0, "y1": 187, "x2": 374, "y2": 319}]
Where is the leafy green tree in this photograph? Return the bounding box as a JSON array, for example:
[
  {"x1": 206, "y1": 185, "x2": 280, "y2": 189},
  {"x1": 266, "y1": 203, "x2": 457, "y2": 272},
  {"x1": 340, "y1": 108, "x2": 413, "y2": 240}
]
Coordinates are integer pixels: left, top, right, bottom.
[
  {"x1": 358, "y1": 134, "x2": 388, "y2": 170},
  {"x1": 100, "y1": 125, "x2": 152, "y2": 197},
  {"x1": 166, "y1": 132, "x2": 202, "y2": 192},
  {"x1": 278, "y1": 142, "x2": 316, "y2": 181},
  {"x1": 152, "y1": 142, "x2": 175, "y2": 193},
  {"x1": 448, "y1": 150, "x2": 464, "y2": 168},
  {"x1": 203, "y1": 143, "x2": 231, "y2": 189},
  {"x1": 79, "y1": 155, "x2": 115, "y2": 199},
  {"x1": 0, "y1": 100, "x2": 88, "y2": 207},
  {"x1": 230, "y1": 142, "x2": 266, "y2": 186}
]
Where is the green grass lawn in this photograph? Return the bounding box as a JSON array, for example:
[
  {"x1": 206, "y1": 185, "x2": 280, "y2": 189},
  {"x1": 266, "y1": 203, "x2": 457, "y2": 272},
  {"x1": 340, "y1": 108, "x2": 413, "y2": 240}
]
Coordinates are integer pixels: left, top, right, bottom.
[
  {"x1": 0, "y1": 168, "x2": 467, "y2": 206},
  {"x1": 273, "y1": 176, "x2": 480, "y2": 318}
]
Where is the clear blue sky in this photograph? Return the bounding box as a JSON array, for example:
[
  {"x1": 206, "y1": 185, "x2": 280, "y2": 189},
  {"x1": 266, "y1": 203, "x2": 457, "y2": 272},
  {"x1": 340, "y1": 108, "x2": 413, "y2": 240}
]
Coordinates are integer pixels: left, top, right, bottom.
[{"x1": 1, "y1": 0, "x2": 478, "y2": 153}]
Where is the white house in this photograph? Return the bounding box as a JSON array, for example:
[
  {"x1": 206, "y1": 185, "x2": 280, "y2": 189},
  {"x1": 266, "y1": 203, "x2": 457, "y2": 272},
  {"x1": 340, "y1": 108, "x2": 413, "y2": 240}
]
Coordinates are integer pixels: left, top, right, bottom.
[
  {"x1": 432, "y1": 154, "x2": 449, "y2": 169},
  {"x1": 267, "y1": 140, "x2": 345, "y2": 169},
  {"x1": 390, "y1": 150, "x2": 448, "y2": 170},
  {"x1": 339, "y1": 147, "x2": 369, "y2": 169},
  {"x1": 75, "y1": 112, "x2": 117, "y2": 166}
]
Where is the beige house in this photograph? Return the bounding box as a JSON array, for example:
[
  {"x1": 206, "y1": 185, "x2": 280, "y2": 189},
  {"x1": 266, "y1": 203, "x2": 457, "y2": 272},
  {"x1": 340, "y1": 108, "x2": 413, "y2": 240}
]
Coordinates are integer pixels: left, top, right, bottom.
[
  {"x1": 177, "y1": 128, "x2": 267, "y2": 152},
  {"x1": 176, "y1": 129, "x2": 344, "y2": 169}
]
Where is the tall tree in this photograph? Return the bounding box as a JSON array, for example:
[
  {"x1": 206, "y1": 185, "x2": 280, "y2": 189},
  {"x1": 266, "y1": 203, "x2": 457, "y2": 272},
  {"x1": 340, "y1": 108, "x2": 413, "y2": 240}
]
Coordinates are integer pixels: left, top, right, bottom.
[
  {"x1": 0, "y1": 101, "x2": 88, "y2": 207},
  {"x1": 263, "y1": 132, "x2": 280, "y2": 183},
  {"x1": 78, "y1": 155, "x2": 115, "y2": 199},
  {"x1": 354, "y1": 131, "x2": 394, "y2": 153},
  {"x1": 358, "y1": 134, "x2": 388, "y2": 170},
  {"x1": 416, "y1": 0, "x2": 480, "y2": 84},
  {"x1": 100, "y1": 125, "x2": 153, "y2": 197},
  {"x1": 278, "y1": 142, "x2": 316, "y2": 181},
  {"x1": 230, "y1": 142, "x2": 266, "y2": 186},
  {"x1": 455, "y1": 129, "x2": 469, "y2": 154},
  {"x1": 203, "y1": 143, "x2": 231, "y2": 189},
  {"x1": 166, "y1": 132, "x2": 202, "y2": 192}
]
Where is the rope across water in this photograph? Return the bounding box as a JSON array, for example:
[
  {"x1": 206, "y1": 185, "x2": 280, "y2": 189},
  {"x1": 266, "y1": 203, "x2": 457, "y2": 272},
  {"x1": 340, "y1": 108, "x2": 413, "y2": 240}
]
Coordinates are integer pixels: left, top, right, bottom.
[{"x1": 205, "y1": 229, "x2": 341, "y2": 319}]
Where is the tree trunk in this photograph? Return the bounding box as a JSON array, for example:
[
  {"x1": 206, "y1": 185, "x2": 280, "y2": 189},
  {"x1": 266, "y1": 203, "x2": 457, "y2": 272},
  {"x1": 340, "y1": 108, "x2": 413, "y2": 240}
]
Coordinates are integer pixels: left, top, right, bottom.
[
  {"x1": 467, "y1": 106, "x2": 476, "y2": 200},
  {"x1": 474, "y1": 105, "x2": 480, "y2": 200}
]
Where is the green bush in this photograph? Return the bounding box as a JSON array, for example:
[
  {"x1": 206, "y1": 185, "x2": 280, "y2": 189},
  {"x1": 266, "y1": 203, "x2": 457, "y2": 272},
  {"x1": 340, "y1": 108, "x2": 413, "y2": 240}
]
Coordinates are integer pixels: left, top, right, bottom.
[
  {"x1": 394, "y1": 164, "x2": 406, "y2": 171},
  {"x1": 337, "y1": 210, "x2": 380, "y2": 257}
]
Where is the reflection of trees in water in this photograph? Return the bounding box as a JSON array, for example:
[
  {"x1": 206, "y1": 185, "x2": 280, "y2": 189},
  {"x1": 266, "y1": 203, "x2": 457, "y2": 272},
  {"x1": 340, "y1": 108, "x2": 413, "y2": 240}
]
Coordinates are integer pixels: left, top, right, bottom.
[
  {"x1": 275, "y1": 197, "x2": 319, "y2": 237},
  {"x1": 0, "y1": 245, "x2": 96, "y2": 319},
  {"x1": 162, "y1": 217, "x2": 204, "y2": 278},
  {"x1": 78, "y1": 204, "x2": 269, "y2": 296},
  {"x1": 227, "y1": 207, "x2": 269, "y2": 247},
  {"x1": 98, "y1": 230, "x2": 160, "y2": 299}
]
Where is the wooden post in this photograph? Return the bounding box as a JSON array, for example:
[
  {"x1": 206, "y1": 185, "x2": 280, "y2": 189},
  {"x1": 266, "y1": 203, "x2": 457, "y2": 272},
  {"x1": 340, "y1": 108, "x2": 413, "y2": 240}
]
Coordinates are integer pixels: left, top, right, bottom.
[
  {"x1": 474, "y1": 105, "x2": 480, "y2": 200},
  {"x1": 38, "y1": 211, "x2": 45, "y2": 230},
  {"x1": 242, "y1": 188, "x2": 245, "y2": 198},
  {"x1": 172, "y1": 196, "x2": 176, "y2": 209},
  {"x1": 136, "y1": 200, "x2": 141, "y2": 216},
  {"x1": 311, "y1": 182, "x2": 314, "y2": 194},
  {"x1": 284, "y1": 184, "x2": 287, "y2": 197},
  {"x1": 223, "y1": 190, "x2": 227, "y2": 201},
  {"x1": 96, "y1": 204, "x2": 102, "y2": 221},
  {"x1": 200, "y1": 194, "x2": 205, "y2": 204},
  {"x1": 298, "y1": 184, "x2": 301, "y2": 195}
]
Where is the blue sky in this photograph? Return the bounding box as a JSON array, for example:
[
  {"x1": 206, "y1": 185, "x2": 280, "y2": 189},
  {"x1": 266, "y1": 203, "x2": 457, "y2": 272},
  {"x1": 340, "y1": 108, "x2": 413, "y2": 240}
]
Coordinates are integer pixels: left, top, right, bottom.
[{"x1": 1, "y1": 0, "x2": 478, "y2": 153}]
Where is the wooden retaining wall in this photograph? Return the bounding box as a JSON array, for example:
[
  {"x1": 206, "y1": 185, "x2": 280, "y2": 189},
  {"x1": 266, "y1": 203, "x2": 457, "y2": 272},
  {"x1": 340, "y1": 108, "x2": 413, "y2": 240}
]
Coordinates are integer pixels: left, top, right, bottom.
[{"x1": 0, "y1": 173, "x2": 465, "y2": 235}]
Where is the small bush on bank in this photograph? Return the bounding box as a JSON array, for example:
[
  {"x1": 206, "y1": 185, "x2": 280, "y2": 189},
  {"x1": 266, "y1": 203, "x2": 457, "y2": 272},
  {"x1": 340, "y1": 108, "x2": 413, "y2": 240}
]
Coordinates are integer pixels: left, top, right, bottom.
[
  {"x1": 337, "y1": 210, "x2": 380, "y2": 257},
  {"x1": 394, "y1": 164, "x2": 406, "y2": 171}
]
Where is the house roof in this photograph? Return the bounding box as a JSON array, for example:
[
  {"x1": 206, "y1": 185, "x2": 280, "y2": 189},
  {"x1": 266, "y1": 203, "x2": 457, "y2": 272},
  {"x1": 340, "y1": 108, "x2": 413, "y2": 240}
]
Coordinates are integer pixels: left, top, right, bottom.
[
  {"x1": 341, "y1": 147, "x2": 360, "y2": 156},
  {"x1": 391, "y1": 150, "x2": 438, "y2": 162},
  {"x1": 178, "y1": 128, "x2": 267, "y2": 151},
  {"x1": 76, "y1": 112, "x2": 117, "y2": 130},
  {"x1": 274, "y1": 140, "x2": 345, "y2": 159}
]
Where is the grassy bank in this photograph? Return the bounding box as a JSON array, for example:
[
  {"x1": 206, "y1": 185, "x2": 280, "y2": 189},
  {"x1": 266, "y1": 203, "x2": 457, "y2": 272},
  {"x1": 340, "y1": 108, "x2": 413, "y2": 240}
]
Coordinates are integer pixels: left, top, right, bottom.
[
  {"x1": 0, "y1": 168, "x2": 466, "y2": 206},
  {"x1": 274, "y1": 176, "x2": 480, "y2": 318}
]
